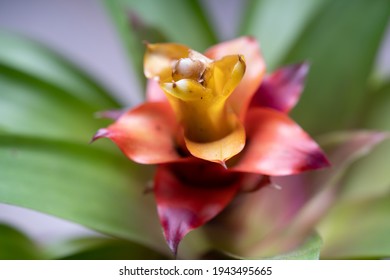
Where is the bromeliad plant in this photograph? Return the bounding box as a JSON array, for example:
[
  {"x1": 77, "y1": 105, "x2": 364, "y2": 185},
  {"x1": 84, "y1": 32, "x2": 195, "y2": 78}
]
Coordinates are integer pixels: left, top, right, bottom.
[
  {"x1": 1, "y1": 0, "x2": 390, "y2": 260},
  {"x1": 92, "y1": 37, "x2": 330, "y2": 255}
]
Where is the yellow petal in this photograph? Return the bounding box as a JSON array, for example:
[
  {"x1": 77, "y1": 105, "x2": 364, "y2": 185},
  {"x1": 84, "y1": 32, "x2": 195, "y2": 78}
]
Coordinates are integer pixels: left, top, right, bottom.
[
  {"x1": 206, "y1": 54, "x2": 246, "y2": 97},
  {"x1": 161, "y1": 79, "x2": 211, "y2": 102},
  {"x1": 161, "y1": 79, "x2": 231, "y2": 142},
  {"x1": 160, "y1": 55, "x2": 246, "y2": 144},
  {"x1": 205, "y1": 37, "x2": 266, "y2": 119},
  {"x1": 184, "y1": 120, "x2": 246, "y2": 166}
]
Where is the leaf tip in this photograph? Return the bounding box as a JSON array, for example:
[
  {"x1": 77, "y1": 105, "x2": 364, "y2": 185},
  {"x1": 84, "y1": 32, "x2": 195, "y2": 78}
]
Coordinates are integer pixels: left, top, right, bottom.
[
  {"x1": 219, "y1": 160, "x2": 228, "y2": 169},
  {"x1": 307, "y1": 149, "x2": 332, "y2": 171},
  {"x1": 159, "y1": 208, "x2": 194, "y2": 258},
  {"x1": 90, "y1": 129, "x2": 109, "y2": 144}
]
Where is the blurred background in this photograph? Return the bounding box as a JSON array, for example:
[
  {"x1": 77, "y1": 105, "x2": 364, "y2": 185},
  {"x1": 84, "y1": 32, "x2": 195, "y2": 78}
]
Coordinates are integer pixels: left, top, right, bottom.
[{"x1": 0, "y1": 0, "x2": 389, "y2": 259}]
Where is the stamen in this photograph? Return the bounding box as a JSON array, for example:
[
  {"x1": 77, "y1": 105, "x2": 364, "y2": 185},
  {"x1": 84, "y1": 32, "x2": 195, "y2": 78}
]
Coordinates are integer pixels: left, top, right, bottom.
[{"x1": 173, "y1": 57, "x2": 207, "y2": 82}]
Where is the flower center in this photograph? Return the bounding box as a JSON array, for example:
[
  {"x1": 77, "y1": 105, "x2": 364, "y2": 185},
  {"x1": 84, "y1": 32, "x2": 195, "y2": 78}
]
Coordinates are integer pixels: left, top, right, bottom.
[
  {"x1": 144, "y1": 43, "x2": 246, "y2": 144},
  {"x1": 163, "y1": 54, "x2": 245, "y2": 142}
]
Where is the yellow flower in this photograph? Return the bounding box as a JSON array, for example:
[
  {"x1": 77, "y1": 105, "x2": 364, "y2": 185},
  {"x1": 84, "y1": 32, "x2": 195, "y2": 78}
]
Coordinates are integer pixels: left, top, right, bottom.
[{"x1": 144, "y1": 41, "x2": 251, "y2": 165}]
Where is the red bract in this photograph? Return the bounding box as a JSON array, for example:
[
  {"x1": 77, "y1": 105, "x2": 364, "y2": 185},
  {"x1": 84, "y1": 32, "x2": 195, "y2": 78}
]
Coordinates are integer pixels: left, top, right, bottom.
[{"x1": 93, "y1": 37, "x2": 330, "y2": 256}]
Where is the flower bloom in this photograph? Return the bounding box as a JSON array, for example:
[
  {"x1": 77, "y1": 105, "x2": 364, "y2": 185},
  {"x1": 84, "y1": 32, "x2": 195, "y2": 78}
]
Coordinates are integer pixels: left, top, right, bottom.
[{"x1": 93, "y1": 37, "x2": 330, "y2": 255}]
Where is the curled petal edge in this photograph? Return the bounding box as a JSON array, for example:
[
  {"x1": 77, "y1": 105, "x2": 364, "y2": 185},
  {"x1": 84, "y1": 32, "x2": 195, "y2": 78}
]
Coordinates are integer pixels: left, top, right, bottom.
[
  {"x1": 92, "y1": 102, "x2": 182, "y2": 164},
  {"x1": 233, "y1": 108, "x2": 330, "y2": 176},
  {"x1": 184, "y1": 121, "x2": 246, "y2": 167},
  {"x1": 205, "y1": 36, "x2": 266, "y2": 119},
  {"x1": 250, "y1": 63, "x2": 309, "y2": 113}
]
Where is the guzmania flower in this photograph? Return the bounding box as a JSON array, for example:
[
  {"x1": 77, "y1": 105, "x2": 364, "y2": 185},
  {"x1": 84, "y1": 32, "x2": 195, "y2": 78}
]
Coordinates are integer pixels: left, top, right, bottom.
[{"x1": 93, "y1": 37, "x2": 330, "y2": 256}]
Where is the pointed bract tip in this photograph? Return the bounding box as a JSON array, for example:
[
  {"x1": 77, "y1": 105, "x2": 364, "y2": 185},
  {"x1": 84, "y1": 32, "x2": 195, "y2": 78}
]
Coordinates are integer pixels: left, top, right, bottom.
[
  {"x1": 219, "y1": 160, "x2": 228, "y2": 169},
  {"x1": 306, "y1": 149, "x2": 332, "y2": 171},
  {"x1": 90, "y1": 129, "x2": 109, "y2": 144},
  {"x1": 167, "y1": 239, "x2": 179, "y2": 258}
]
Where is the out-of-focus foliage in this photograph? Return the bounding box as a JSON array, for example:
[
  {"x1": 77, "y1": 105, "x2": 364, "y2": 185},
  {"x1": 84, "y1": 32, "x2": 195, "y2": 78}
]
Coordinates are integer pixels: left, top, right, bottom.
[
  {"x1": 46, "y1": 237, "x2": 169, "y2": 260},
  {"x1": 241, "y1": 0, "x2": 329, "y2": 70},
  {"x1": 319, "y1": 193, "x2": 390, "y2": 259},
  {"x1": 243, "y1": 0, "x2": 390, "y2": 135},
  {"x1": 0, "y1": 134, "x2": 167, "y2": 254},
  {"x1": 340, "y1": 83, "x2": 390, "y2": 200},
  {"x1": 0, "y1": 33, "x2": 119, "y2": 108},
  {"x1": 0, "y1": 224, "x2": 44, "y2": 260},
  {"x1": 203, "y1": 233, "x2": 323, "y2": 260},
  {"x1": 318, "y1": 83, "x2": 390, "y2": 259}
]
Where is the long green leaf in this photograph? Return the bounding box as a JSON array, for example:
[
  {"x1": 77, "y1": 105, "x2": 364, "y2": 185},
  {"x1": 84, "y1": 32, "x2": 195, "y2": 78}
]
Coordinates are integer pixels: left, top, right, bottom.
[
  {"x1": 241, "y1": 0, "x2": 329, "y2": 70},
  {"x1": 284, "y1": 0, "x2": 390, "y2": 135},
  {"x1": 0, "y1": 135, "x2": 168, "y2": 255},
  {"x1": 0, "y1": 33, "x2": 125, "y2": 146},
  {"x1": 0, "y1": 223, "x2": 44, "y2": 260},
  {"x1": 207, "y1": 233, "x2": 323, "y2": 260},
  {"x1": 104, "y1": 0, "x2": 146, "y2": 89},
  {"x1": 112, "y1": 0, "x2": 217, "y2": 51},
  {"x1": 340, "y1": 83, "x2": 390, "y2": 200},
  {"x1": 0, "y1": 32, "x2": 119, "y2": 108},
  {"x1": 266, "y1": 233, "x2": 322, "y2": 260},
  {"x1": 318, "y1": 86, "x2": 390, "y2": 258},
  {"x1": 0, "y1": 69, "x2": 112, "y2": 144},
  {"x1": 319, "y1": 194, "x2": 390, "y2": 259},
  {"x1": 46, "y1": 237, "x2": 169, "y2": 260}
]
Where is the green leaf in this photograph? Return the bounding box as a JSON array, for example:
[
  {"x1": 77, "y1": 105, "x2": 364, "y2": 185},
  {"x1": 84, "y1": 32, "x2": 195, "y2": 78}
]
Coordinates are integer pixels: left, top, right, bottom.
[
  {"x1": 241, "y1": 0, "x2": 329, "y2": 70},
  {"x1": 318, "y1": 84, "x2": 390, "y2": 259},
  {"x1": 319, "y1": 194, "x2": 390, "y2": 259},
  {"x1": 340, "y1": 82, "x2": 390, "y2": 200},
  {"x1": 340, "y1": 142, "x2": 390, "y2": 201},
  {"x1": 104, "y1": 0, "x2": 146, "y2": 89},
  {"x1": 284, "y1": 0, "x2": 390, "y2": 135},
  {"x1": 0, "y1": 223, "x2": 44, "y2": 260},
  {"x1": 266, "y1": 233, "x2": 323, "y2": 260},
  {"x1": 46, "y1": 237, "x2": 169, "y2": 260},
  {"x1": 362, "y1": 82, "x2": 390, "y2": 130},
  {"x1": 113, "y1": 0, "x2": 217, "y2": 51},
  {"x1": 0, "y1": 33, "x2": 123, "y2": 146},
  {"x1": 0, "y1": 70, "x2": 112, "y2": 144},
  {"x1": 0, "y1": 135, "x2": 169, "y2": 256},
  {"x1": 128, "y1": 12, "x2": 170, "y2": 44},
  {"x1": 0, "y1": 32, "x2": 119, "y2": 108},
  {"x1": 206, "y1": 233, "x2": 322, "y2": 260}
]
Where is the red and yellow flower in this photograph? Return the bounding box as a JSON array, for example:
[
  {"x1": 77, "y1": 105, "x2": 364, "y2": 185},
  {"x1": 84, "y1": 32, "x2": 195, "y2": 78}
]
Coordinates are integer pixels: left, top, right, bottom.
[{"x1": 93, "y1": 37, "x2": 329, "y2": 255}]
